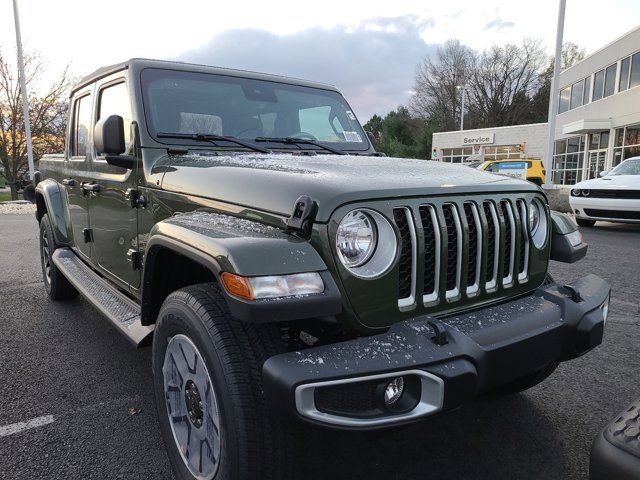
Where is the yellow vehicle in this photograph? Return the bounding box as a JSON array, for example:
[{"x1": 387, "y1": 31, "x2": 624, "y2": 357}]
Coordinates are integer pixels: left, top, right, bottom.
[{"x1": 478, "y1": 159, "x2": 546, "y2": 185}]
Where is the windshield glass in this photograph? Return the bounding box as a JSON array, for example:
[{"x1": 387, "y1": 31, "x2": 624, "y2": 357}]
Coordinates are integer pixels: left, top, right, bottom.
[
  {"x1": 609, "y1": 158, "x2": 640, "y2": 175},
  {"x1": 141, "y1": 68, "x2": 368, "y2": 151}
]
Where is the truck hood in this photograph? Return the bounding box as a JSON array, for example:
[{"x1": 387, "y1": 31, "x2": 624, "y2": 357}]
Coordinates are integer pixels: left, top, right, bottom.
[{"x1": 157, "y1": 152, "x2": 538, "y2": 222}]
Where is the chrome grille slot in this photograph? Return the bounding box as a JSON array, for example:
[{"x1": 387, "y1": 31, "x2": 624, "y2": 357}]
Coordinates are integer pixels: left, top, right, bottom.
[
  {"x1": 517, "y1": 200, "x2": 530, "y2": 282},
  {"x1": 463, "y1": 202, "x2": 482, "y2": 297},
  {"x1": 500, "y1": 200, "x2": 516, "y2": 288},
  {"x1": 483, "y1": 201, "x2": 500, "y2": 292},
  {"x1": 443, "y1": 204, "x2": 462, "y2": 302},
  {"x1": 419, "y1": 205, "x2": 440, "y2": 306},
  {"x1": 393, "y1": 207, "x2": 417, "y2": 311}
]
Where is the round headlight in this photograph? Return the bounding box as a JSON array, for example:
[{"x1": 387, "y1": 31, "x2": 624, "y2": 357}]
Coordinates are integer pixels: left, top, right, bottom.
[
  {"x1": 582, "y1": 189, "x2": 590, "y2": 196},
  {"x1": 571, "y1": 189, "x2": 581, "y2": 196},
  {"x1": 528, "y1": 202, "x2": 540, "y2": 235},
  {"x1": 529, "y1": 199, "x2": 548, "y2": 249},
  {"x1": 336, "y1": 210, "x2": 377, "y2": 268}
]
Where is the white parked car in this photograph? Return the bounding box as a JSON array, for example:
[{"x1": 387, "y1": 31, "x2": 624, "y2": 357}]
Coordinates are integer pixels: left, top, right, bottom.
[{"x1": 570, "y1": 156, "x2": 640, "y2": 227}]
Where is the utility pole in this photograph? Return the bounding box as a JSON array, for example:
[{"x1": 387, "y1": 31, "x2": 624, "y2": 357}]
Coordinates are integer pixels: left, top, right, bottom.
[
  {"x1": 457, "y1": 85, "x2": 466, "y2": 131},
  {"x1": 544, "y1": 0, "x2": 566, "y2": 188},
  {"x1": 12, "y1": 0, "x2": 35, "y2": 181}
]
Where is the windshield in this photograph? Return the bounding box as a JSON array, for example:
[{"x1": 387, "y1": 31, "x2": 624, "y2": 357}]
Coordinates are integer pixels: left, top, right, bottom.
[
  {"x1": 140, "y1": 68, "x2": 368, "y2": 151},
  {"x1": 609, "y1": 158, "x2": 640, "y2": 175}
]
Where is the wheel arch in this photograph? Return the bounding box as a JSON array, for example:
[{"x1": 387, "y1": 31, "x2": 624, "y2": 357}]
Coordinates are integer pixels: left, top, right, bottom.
[{"x1": 35, "y1": 179, "x2": 73, "y2": 245}]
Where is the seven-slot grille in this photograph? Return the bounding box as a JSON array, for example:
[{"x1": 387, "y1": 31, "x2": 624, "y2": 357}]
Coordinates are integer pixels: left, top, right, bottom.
[{"x1": 393, "y1": 198, "x2": 531, "y2": 310}]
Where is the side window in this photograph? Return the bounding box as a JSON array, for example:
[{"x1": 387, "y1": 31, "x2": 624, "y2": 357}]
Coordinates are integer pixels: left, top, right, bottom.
[
  {"x1": 72, "y1": 94, "x2": 92, "y2": 158},
  {"x1": 98, "y1": 82, "x2": 132, "y2": 150}
]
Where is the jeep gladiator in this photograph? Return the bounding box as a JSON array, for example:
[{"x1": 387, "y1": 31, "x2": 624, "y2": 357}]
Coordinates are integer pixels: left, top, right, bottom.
[{"x1": 33, "y1": 58, "x2": 610, "y2": 480}]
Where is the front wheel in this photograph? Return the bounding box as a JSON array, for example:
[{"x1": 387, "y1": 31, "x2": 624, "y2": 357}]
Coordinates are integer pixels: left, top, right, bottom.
[
  {"x1": 152, "y1": 284, "x2": 296, "y2": 480},
  {"x1": 577, "y1": 218, "x2": 596, "y2": 227}
]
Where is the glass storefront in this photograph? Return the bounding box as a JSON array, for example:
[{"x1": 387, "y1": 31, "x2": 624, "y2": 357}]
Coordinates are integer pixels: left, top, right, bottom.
[
  {"x1": 440, "y1": 147, "x2": 473, "y2": 163},
  {"x1": 613, "y1": 124, "x2": 640, "y2": 166},
  {"x1": 553, "y1": 136, "x2": 585, "y2": 185}
]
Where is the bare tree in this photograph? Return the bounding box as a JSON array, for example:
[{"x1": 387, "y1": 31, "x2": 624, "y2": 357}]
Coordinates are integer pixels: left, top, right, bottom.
[
  {"x1": 410, "y1": 40, "x2": 473, "y2": 131},
  {"x1": 0, "y1": 51, "x2": 70, "y2": 200},
  {"x1": 465, "y1": 38, "x2": 548, "y2": 128}
]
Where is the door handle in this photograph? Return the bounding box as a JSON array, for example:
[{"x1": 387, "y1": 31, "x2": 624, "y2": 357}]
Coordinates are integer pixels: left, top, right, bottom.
[
  {"x1": 81, "y1": 182, "x2": 101, "y2": 193},
  {"x1": 62, "y1": 178, "x2": 77, "y2": 187}
]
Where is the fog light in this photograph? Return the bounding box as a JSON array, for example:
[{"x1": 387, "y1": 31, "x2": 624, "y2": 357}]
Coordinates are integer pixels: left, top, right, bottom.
[
  {"x1": 384, "y1": 377, "x2": 405, "y2": 405},
  {"x1": 601, "y1": 295, "x2": 610, "y2": 323}
]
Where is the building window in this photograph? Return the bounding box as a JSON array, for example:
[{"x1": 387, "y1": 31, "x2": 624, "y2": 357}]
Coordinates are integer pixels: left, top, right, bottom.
[
  {"x1": 441, "y1": 147, "x2": 472, "y2": 163},
  {"x1": 603, "y1": 63, "x2": 617, "y2": 97},
  {"x1": 631, "y1": 52, "x2": 640, "y2": 89},
  {"x1": 484, "y1": 145, "x2": 521, "y2": 160},
  {"x1": 570, "y1": 80, "x2": 584, "y2": 109},
  {"x1": 558, "y1": 86, "x2": 571, "y2": 113},
  {"x1": 619, "y1": 56, "x2": 631, "y2": 92},
  {"x1": 553, "y1": 136, "x2": 585, "y2": 185},
  {"x1": 583, "y1": 75, "x2": 591, "y2": 104},
  {"x1": 593, "y1": 69, "x2": 605, "y2": 101},
  {"x1": 613, "y1": 124, "x2": 640, "y2": 167},
  {"x1": 588, "y1": 131, "x2": 609, "y2": 150}
]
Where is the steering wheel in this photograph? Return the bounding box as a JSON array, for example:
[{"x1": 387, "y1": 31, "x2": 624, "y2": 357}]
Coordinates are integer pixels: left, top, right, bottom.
[{"x1": 289, "y1": 132, "x2": 318, "y2": 141}]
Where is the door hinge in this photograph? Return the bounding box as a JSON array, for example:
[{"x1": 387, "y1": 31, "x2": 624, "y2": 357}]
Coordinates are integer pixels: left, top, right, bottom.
[
  {"x1": 127, "y1": 249, "x2": 143, "y2": 270},
  {"x1": 82, "y1": 228, "x2": 93, "y2": 243},
  {"x1": 125, "y1": 188, "x2": 148, "y2": 209}
]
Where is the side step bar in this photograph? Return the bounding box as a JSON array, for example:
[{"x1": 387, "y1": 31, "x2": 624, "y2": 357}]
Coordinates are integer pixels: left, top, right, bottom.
[{"x1": 52, "y1": 248, "x2": 153, "y2": 346}]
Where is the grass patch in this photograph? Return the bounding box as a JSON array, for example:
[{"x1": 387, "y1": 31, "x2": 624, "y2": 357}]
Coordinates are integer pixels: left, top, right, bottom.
[{"x1": 0, "y1": 191, "x2": 15, "y2": 202}]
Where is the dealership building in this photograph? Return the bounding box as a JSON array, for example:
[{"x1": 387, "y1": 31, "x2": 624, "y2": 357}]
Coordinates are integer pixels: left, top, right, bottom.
[{"x1": 432, "y1": 25, "x2": 640, "y2": 185}]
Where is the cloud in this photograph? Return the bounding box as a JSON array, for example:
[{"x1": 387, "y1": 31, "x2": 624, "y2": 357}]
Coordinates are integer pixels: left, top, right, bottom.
[
  {"x1": 176, "y1": 15, "x2": 437, "y2": 121},
  {"x1": 484, "y1": 17, "x2": 515, "y2": 32}
]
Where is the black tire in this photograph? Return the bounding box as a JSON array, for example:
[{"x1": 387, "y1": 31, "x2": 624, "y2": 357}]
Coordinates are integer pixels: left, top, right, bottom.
[
  {"x1": 494, "y1": 361, "x2": 560, "y2": 395},
  {"x1": 152, "y1": 284, "x2": 296, "y2": 480},
  {"x1": 577, "y1": 218, "x2": 596, "y2": 227},
  {"x1": 39, "y1": 214, "x2": 78, "y2": 301}
]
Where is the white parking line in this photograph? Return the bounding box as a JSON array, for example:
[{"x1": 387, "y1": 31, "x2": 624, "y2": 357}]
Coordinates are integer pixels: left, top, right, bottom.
[{"x1": 0, "y1": 415, "x2": 55, "y2": 437}]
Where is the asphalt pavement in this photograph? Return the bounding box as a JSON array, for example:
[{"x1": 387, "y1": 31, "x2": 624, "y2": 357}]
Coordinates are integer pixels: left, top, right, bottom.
[{"x1": 1, "y1": 214, "x2": 639, "y2": 479}]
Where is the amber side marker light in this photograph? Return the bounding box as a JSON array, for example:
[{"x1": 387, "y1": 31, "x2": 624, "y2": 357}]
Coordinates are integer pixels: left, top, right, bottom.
[
  {"x1": 220, "y1": 272, "x2": 325, "y2": 300},
  {"x1": 221, "y1": 272, "x2": 254, "y2": 300}
]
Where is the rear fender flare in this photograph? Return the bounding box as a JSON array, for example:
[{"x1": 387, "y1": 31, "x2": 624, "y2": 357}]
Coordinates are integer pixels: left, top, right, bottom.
[{"x1": 35, "y1": 179, "x2": 72, "y2": 245}]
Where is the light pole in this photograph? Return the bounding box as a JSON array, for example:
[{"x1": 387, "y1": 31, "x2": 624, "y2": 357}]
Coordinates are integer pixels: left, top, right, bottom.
[
  {"x1": 456, "y1": 85, "x2": 467, "y2": 131},
  {"x1": 12, "y1": 0, "x2": 35, "y2": 181},
  {"x1": 544, "y1": 0, "x2": 567, "y2": 188}
]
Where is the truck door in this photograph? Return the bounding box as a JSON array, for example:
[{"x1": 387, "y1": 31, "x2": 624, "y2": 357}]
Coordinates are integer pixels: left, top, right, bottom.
[
  {"x1": 64, "y1": 90, "x2": 94, "y2": 261},
  {"x1": 86, "y1": 79, "x2": 141, "y2": 290}
]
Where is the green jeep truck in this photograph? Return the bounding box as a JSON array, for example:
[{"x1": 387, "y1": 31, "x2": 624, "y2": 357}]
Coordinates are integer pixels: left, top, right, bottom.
[{"x1": 33, "y1": 59, "x2": 610, "y2": 480}]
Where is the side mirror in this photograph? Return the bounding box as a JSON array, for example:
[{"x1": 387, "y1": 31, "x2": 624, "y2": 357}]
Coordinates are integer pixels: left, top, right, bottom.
[
  {"x1": 94, "y1": 115, "x2": 136, "y2": 169},
  {"x1": 599, "y1": 170, "x2": 608, "y2": 177}
]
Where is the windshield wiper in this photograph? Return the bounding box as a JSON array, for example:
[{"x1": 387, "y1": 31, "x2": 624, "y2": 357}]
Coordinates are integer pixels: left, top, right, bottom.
[
  {"x1": 254, "y1": 136, "x2": 346, "y2": 155},
  {"x1": 157, "y1": 132, "x2": 270, "y2": 154}
]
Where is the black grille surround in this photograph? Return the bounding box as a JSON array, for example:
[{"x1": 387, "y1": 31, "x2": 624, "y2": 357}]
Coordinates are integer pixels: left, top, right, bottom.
[
  {"x1": 576, "y1": 189, "x2": 640, "y2": 199},
  {"x1": 584, "y1": 208, "x2": 640, "y2": 220}
]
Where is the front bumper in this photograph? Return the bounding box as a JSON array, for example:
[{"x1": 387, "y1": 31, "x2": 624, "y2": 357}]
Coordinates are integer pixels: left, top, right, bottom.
[
  {"x1": 570, "y1": 196, "x2": 640, "y2": 223},
  {"x1": 263, "y1": 274, "x2": 610, "y2": 429}
]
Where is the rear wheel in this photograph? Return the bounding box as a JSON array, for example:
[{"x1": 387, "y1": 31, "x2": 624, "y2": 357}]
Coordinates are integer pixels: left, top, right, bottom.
[
  {"x1": 577, "y1": 218, "x2": 596, "y2": 227},
  {"x1": 39, "y1": 214, "x2": 78, "y2": 301},
  {"x1": 152, "y1": 284, "x2": 296, "y2": 480}
]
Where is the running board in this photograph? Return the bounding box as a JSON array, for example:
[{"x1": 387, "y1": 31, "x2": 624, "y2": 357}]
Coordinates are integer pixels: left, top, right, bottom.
[{"x1": 52, "y1": 248, "x2": 153, "y2": 346}]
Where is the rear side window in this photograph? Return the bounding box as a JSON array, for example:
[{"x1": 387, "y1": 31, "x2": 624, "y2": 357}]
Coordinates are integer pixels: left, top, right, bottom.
[
  {"x1": 98, "y1": 82, "x2": 132, "y2": 148},
  {"x1": 72, "y1": 94, "x2": 92, "y2": 158}
]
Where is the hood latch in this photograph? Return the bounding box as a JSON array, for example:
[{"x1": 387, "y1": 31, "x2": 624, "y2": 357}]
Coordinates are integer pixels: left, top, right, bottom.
[{"x1": 287, "y1": 195, "x2": 318, "y2": 238}]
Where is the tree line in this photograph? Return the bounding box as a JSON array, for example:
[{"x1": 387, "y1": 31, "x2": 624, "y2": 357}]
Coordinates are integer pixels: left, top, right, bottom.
[{"x1": 365, "y1": 39, "x2": 585, "y2": 159}]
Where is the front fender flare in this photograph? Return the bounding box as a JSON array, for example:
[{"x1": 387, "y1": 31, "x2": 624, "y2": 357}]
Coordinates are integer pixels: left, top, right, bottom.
[
  {"x1": 141, "y1": 211, "x2": 342, "y2": 324},
  {"x1": 35, "y1": 179, "x2": 72, "y2": 245}
]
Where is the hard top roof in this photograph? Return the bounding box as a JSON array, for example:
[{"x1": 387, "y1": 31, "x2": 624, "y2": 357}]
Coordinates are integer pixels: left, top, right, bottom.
[{"x1": 71, "y1": 58, "x2": 339, "y2": 95}]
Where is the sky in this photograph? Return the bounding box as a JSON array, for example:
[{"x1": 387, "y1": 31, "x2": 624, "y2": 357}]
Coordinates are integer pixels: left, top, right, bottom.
[{"x1": 1, "y1": 0, "x2": 639, "y2": 120}]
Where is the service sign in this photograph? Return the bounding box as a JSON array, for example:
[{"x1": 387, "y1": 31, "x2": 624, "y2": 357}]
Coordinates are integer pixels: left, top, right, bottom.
[
  {"x1": 494, "y1": 161, "x2": 528, "y2": 179},
  {"x1": 462, "y1": 133, "x2": 494, "y2": 145}
]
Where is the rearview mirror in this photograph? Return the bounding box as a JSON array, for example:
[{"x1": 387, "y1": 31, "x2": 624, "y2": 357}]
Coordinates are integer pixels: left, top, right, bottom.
[
  {"x1": 94, "y1": 115, "x2": 136, "y2": 170},
  {"x1": 599, "y1": 170, "x2": 608, "y2": 177}
]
